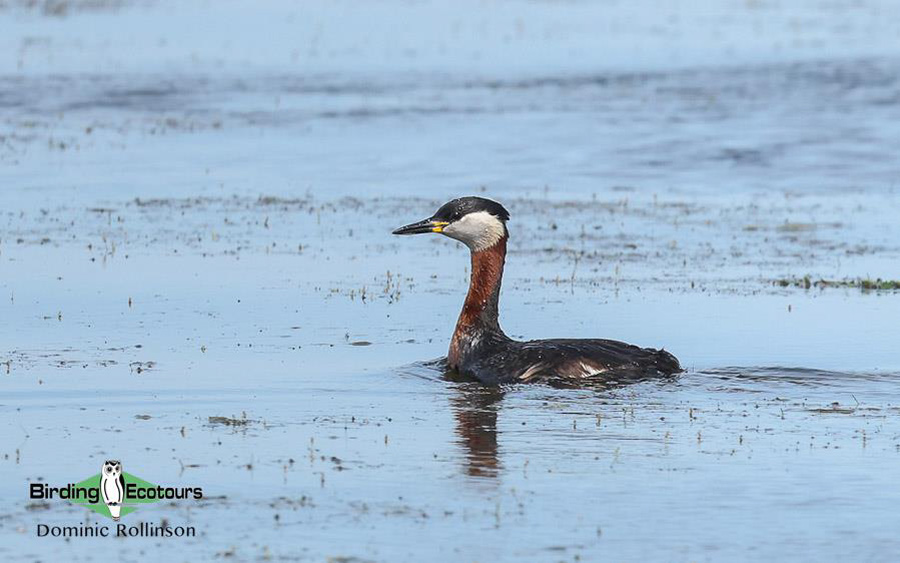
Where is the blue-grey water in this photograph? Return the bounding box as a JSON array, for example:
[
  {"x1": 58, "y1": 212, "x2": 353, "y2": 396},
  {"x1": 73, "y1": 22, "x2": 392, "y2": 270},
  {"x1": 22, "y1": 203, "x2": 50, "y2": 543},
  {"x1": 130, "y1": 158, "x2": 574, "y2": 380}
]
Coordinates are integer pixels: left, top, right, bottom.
[{"x1": 2, "y1": 1, "x2": 900, "y2": 561}]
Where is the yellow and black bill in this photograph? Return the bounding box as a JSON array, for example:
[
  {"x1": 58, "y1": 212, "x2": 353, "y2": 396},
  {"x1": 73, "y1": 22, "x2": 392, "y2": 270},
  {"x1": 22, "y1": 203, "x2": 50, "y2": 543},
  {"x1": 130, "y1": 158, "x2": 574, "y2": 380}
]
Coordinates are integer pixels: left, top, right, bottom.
[{"x1": 392, "y1": 218, "x2": 450, "y2": 235}]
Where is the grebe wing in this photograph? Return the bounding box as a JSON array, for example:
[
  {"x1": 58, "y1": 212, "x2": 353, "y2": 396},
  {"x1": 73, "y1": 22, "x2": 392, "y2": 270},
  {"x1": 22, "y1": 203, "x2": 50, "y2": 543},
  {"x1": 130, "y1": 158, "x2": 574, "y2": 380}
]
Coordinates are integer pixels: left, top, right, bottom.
[{"x1": 493, "y1": 338, "x2": 681, "y2": 383}]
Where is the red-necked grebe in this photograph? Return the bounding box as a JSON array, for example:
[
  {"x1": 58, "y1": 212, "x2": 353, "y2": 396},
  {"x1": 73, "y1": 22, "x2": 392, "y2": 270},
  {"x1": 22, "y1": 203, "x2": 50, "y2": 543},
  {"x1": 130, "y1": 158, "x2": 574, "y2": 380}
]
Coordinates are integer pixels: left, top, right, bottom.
[{"x1": 393, "y1": 196, "x2": 681, "y2": 385}]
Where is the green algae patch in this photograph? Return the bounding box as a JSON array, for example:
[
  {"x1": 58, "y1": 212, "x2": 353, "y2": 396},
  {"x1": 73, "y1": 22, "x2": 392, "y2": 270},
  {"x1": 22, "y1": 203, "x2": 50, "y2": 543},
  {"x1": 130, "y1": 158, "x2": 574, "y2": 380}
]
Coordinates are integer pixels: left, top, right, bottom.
[{"x1": 774, "y1": 276, "x2": 900, "y2": 291}]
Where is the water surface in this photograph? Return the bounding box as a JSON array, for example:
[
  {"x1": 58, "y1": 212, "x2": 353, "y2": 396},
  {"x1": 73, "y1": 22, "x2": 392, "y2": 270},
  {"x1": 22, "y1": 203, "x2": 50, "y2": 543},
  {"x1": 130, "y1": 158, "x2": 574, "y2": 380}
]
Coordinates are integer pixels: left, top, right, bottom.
[{"x1": 2, "y1": 1, "x2": 900, "y2": 561}]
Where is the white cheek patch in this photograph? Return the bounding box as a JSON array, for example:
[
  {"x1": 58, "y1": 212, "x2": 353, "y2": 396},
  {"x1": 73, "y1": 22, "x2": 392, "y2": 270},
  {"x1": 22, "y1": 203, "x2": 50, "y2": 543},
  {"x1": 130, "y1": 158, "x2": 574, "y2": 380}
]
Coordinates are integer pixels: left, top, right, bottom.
[{"x1": 443, "y1": 211, "x2": 506, "y2": 251}]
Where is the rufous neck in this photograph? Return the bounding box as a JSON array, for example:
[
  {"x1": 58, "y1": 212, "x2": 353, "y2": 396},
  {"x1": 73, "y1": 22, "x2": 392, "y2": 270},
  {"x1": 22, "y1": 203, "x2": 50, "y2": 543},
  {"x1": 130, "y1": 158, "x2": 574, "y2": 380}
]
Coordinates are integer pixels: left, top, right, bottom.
[{"x1": 457, "y1": 236, "x2": 507, "y2": 334}]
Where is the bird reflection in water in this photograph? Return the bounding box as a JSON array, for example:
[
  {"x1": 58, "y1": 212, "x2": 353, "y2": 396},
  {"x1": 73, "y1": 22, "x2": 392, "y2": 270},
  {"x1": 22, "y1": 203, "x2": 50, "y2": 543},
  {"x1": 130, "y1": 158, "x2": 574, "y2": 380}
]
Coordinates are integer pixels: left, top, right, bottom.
[
  {"x1": 439, "y1": 360, "x2": 676, "y2": 479},
  {"x1": 448, "y1": 381, "x2": 505, "y2": 478}
]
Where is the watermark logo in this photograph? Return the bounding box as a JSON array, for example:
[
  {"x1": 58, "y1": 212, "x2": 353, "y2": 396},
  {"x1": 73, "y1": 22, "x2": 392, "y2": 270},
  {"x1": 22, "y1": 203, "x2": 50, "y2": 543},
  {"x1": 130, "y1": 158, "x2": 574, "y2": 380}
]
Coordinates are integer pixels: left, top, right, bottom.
[
  {"x1": 100, "y1": 460, "x2": 125, "y2": 520},
  {"x1": 29, "y1": 459, "x2": 202, "y2": 537}
]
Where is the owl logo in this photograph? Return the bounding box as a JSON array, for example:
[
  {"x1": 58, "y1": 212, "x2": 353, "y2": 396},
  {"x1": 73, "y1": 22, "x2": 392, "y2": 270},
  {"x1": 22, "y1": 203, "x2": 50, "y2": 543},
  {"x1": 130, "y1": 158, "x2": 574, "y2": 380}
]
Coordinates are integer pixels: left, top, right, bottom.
[{"x1": 99, "y1": 460, "x2": 125, "y2": 521}]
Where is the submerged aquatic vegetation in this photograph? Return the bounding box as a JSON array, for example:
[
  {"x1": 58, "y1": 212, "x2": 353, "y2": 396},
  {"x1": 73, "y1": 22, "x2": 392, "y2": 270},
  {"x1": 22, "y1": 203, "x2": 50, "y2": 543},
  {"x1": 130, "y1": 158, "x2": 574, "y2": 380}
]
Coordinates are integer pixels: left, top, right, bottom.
[
  {"x1": 208, "y1": 414, "x2": 252, "y2": 427},
  {"x1": 774, "y1": 276, "x2": 900, "y2": 291}
]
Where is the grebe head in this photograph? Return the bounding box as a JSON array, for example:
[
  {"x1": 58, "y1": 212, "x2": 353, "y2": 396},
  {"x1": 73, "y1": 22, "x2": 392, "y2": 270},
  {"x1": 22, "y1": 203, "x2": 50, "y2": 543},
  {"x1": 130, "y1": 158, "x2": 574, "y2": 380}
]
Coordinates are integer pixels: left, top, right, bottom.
[{"x1": 392, "y1": 196, "x2": 510, "y2": 251}]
